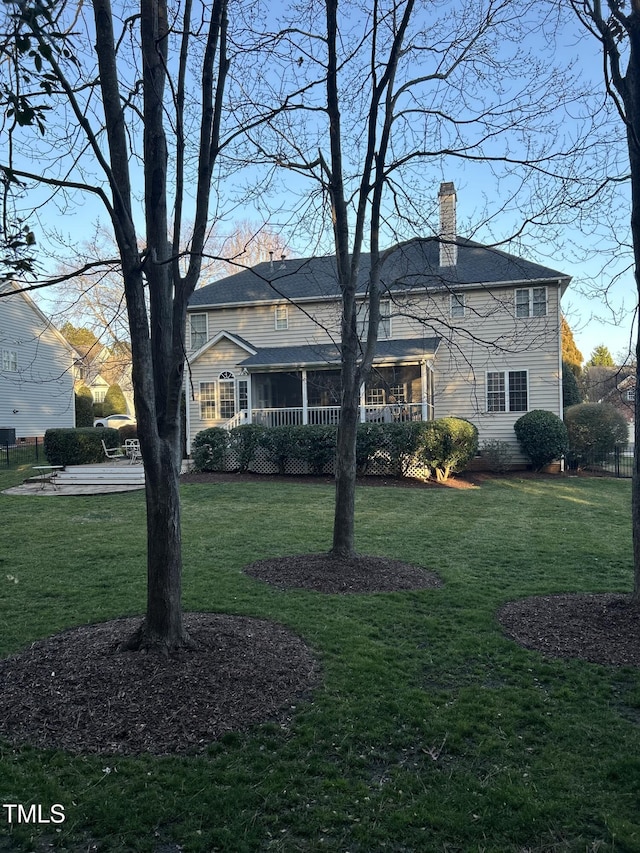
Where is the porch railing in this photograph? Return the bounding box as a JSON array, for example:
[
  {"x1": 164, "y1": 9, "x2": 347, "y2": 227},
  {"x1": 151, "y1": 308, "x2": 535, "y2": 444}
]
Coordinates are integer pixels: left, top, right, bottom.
[{"x1": 248, "y1": 402, "x2": 427, "y2": 428}]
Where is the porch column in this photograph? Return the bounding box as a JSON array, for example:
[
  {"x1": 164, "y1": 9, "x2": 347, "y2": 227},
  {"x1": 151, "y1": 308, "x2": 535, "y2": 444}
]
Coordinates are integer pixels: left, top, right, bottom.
[
  {"x1": 360, "y1": 382, "x2": 366, "y2": 422},
  {"x1": 302, "y1": 370, "x2": 308, "y2": 425},
  {"x1": 421, "y1": 360, "x2": 428, "y2": 421}
]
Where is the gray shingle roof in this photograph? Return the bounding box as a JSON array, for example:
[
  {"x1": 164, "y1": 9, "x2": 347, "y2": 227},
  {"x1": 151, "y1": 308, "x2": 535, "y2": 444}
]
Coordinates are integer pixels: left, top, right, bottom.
[
  {"x1": 239, "y1": 337, "x2": 440, "y2": 370},
  {"x1": 189, "y1": 237, "x2": 570, "y2": 309}
]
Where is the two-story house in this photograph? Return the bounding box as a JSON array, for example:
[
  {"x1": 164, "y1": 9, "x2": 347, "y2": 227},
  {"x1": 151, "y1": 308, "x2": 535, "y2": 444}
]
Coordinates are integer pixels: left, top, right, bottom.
[
  {"x1": 0, "y1": 282, "x2": 76, "y2": 439},
  {"x1": 185, "y1": 184, "x2": 571, "y2": 462}
]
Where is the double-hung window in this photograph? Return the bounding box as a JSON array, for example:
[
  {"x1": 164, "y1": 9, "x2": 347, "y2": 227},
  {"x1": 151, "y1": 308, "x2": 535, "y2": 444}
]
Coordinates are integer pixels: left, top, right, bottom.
[
  {"x1": 200, "y1": 382, "x2": 216, "y2": 419},
  {"x1": 190, "y1": 313, "x2": 207, "y2": 350},
  {"x1": 487, "y1": 370, "x2": 528, "y2": 413},
  {"x1": 275, "y1": 305, "x2": 288, "y2": 330},
  {"x1": 1, "y1": 349, "x2": 18, "y2": 372},
  {"x1": 450, "y1": 292, "x2": 465, "y2": 318},
  {"x1": 515, "y1": 287, "x2": 547, "y2": 318}
]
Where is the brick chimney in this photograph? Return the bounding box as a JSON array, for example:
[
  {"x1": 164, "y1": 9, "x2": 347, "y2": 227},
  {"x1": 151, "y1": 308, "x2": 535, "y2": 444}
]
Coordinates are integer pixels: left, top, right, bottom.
[{"x1": 438, "y1": 181, "x2": 457, "y2": 267}]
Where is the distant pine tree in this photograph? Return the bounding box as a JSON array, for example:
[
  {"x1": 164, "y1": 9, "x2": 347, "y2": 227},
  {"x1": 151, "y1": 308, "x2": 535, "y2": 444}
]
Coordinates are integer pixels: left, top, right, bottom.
[{"x1": 587, "y1": 344, "x2": 615, "y2": 367}]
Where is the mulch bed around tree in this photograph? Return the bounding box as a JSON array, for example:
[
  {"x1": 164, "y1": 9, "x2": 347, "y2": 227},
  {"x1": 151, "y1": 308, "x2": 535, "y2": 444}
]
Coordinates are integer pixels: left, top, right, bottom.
[
  {"x1": 0, "y1": 613, "x2": 319, "y2": 756},
  {"x1": 498, "y1": 593, "x2": 640, "y2": 667},
  {"x1": 244, "y1": 552, "x2": 443, "y2": 593}
]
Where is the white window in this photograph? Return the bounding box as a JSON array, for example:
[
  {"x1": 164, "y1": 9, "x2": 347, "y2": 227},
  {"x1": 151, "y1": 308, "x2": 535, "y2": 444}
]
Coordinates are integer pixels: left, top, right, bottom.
[
  {"x1": 487, "y1": 370, "x2": 528, "y2": 413},
  {"x1": 200, "y1": 382, "x2": 216, "y2": 419},
  {"x1": 450, "y1": 292, "x2": 465, "y2": 318},
  {"x1": 218, "y1": 371, "x2": 236, "y2": 419},
  {"x1": 365, "y1": 387, "x2": 385, "y2": 405},
  {"x1": 515, "y1": 287, "x2": 547, "y2": 318},
  {"x1": 626, "y1": 388, "x2": 636, "y2": 403},
  {"x1": 93, "y1": 388, "x2": 107, "y2": 403},
  {"x1": 356, "y1": 300, "x2": 391, "y2": 339},
  {"x1": 190, "y1": 313, "x2": 207, "y2": 350},
  {"x1": 389, "y1": 384, "x2": 406, "y2": 403},
  {"x1": 275, "y1": 305, "x2": 288, "y2": 330},
  {"x1": 2, "y1": 350, "x2": 17, "y2": 372}
]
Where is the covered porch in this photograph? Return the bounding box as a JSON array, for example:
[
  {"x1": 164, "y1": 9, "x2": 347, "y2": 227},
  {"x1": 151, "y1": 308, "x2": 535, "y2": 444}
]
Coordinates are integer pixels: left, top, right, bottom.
[{"x1": 231, "y1": 360, "x2": 436, "y2": 428}]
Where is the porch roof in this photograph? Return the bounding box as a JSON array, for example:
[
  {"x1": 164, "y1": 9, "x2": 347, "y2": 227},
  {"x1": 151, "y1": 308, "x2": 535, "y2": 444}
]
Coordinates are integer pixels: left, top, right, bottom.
[{"x1": 238, "y1": 336, "x2": 440, "y2": 371}]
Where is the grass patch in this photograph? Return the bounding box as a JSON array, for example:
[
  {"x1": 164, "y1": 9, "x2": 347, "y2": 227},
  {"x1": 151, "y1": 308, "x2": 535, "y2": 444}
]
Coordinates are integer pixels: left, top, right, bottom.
[{"x1": 0, "y1": 475, "x2": 638, "y2": 851}]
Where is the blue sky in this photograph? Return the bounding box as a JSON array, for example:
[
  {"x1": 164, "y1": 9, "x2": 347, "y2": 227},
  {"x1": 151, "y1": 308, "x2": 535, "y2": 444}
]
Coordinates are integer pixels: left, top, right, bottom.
[{"x1": 22, "y1": 0, "x2": 637, "y2": 366}]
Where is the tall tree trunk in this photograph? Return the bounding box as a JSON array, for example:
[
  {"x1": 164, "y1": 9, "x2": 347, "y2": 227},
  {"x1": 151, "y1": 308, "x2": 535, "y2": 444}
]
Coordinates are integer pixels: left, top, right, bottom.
[{"x1": 332, "y1": 345, "x2": 360, "y2": 558}]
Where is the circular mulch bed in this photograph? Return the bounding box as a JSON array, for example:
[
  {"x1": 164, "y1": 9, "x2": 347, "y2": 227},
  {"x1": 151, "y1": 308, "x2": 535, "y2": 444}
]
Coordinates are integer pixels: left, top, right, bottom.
[
  {"x1": 498, "y1": 593, "x2": 640, "y2": 667},
  {"x1": 244, "y1": 552, "x2": 443, "y2": 593},
  {"x1": 0, "y1": 613, "x2": 319, "y2": 755}
]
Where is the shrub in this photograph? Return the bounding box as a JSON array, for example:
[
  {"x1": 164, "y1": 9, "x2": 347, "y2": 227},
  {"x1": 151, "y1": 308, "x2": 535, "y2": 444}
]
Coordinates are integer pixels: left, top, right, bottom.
[
  {"x1": 74, "y1": 392, "x2": 94, "y2": 427},
  {"x1": 292, "y1": 424, "x2": 337, "y2": 474},
  {"x1": 118, "y1": 424, "x2": 138, "y2": 443},
  {"x1": 257, "y1": 425, "x2": 297, "y2": 475},
  {"x1": 514, "y1": 409, "x2": 568, "y2": 470},
  {"x1": 103, "y1": 384, "x2": 128, "y2": 416},
  {"x1": 44, "y1": 427, "x2": 120, "y2": 465},
  {"x1": 564, "y1": 402, "x2": 629, "y2": 463},
  {"x1": 192, "y1": 427, "x2": 229, "y2": 471},
  {"x1": 356, "y1": 423, "x2": 387, "y2": 474},
  {"x1": 480, "y1": 439, "x2": 514, "y2": 474},
  {"x1": 382, "y1": 421, "x2": 425, "y2": 477},
  {"x1": 229, "y1": 424, "x2": 266, "y2": 472},
  {"x1": 416, "y1": 417, "x2": 478, "y2": 481}
]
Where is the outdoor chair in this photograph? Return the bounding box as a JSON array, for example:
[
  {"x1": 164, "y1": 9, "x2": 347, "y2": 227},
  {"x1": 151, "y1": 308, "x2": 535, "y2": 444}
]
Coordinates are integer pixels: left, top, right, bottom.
[{"x1": 101, "y1": 439, "x2": 125, "y2": 460}]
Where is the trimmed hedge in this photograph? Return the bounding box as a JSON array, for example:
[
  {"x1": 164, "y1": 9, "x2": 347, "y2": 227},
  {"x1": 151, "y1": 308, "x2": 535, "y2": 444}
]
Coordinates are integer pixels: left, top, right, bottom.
[
  {"x1": 514, "y1": 409, "x2": 568, "y2": 470},
  {"x1": 44, "y1": 427, "x2": 120, "y2": 466},
  {"x1": 191, "y1": 418, "x2": 479, "y2": 479},
  {"x1": 74, "y1": 392, "x2": 94, "y2": 427},
  {"x1": 416, "y1": 417, "x2": 478, "y2": 481},
  {"x1": 192, "y1": 427, "x2": 229, "y2": 472}
]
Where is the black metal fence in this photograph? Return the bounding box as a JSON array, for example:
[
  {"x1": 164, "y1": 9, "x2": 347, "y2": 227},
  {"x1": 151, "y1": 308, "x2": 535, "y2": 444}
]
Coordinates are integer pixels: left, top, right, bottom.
[
  {"x1": 565, "y1": 444, "x2": 634, "y2": 479},
  {"x1": 1, "y1": 439, "x2": 42, "y2": 468}
]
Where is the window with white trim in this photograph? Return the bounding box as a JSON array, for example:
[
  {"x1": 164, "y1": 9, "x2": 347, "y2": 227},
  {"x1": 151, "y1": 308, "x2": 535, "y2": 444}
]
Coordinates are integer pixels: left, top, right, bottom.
[
  {"x1": 275, "y1": 305, "x2": 288, "y2": 330},
  {"x1": 487, "y1": 370, "x2": 528, "y2": 413},
  {"x1": 2, "y1": 350, "x2": 18, "y2": 372},
  {"x1": 189, "y1": 313, "x2": 207, "y2": 350},
  {"x1": 365, "y1": 388, "x2": 385, "y2": 405},
  {"x1": 626, "y1": 388, "x2": 636, "y2": 402},
  {"x1": 200, "y1": 382, "x2": 216, "y2": 419},
  {"x1": 92, "y1": 388, "x2": 107, "y2": 403},
  {"x1": 218, "y1": 371, "x2": 236, "y2": 419},
  {"x1": 515, "y1": 287, "x2": 547, "y2": 318},
  {"x1": 450, "y1": 292, "x2": 465, "y2": 318},
  {"x1": 356, "y1": 300, "x2": 391, "y2": 339}
]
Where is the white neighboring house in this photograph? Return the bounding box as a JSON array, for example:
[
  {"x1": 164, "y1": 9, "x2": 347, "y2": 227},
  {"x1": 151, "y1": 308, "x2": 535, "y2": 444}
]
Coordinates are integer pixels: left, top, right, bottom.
[
  {"x1": 0, "y1": 282, "x2": 76, "y2": 439},
  {"x1": 185, "y1": 183, "x2": 571, "y2": 462}
]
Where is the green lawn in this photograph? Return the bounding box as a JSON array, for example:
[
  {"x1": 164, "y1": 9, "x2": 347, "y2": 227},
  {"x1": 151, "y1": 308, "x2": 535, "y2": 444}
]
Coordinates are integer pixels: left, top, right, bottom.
[{"x1": 0, "y1": 468, "x2": 639, "y2": 852}]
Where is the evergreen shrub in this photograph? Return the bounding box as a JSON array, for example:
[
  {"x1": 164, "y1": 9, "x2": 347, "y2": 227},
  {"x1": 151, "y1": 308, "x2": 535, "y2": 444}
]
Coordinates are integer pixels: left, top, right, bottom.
[
  {"x1": 416, "y1": 417, "x2": 478, "y2": 481},
  {"x1": 192, "y1": 427, "x2": 229, "y2": 471},
  {"x1": 564, "y1": 402, "x2": 629, "y2": 463},
  {"x1": 74, "y1": 392, "x2": 94, "y2": 427},
  {"x1": 514, "y1": 409, "x2": 568, "y2": 470},
  {"x1": 229, "y1": 424, "x2": 266, "y2": 472},
  {"x1": 44, "y1": 427, "x2": 120, "y2": 465},
  {"x1": 292, "y1": 424, "x2": 337, "y2": 474},
  {"x1": 103, "y1": 384, "x2": 127, "y2": 416}
]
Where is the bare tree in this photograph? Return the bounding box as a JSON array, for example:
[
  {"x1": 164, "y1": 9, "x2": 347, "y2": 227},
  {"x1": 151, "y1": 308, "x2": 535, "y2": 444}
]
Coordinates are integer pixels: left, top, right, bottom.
[
  {"x1": 0, "y1": 0, "x2": 272, "y2": 651},
  {"x1": 250, "y1": 0, "x2": 611, "y2": 558},
  {"x1": 570, "y1": 0, "x2": 640, "y2": 601}
]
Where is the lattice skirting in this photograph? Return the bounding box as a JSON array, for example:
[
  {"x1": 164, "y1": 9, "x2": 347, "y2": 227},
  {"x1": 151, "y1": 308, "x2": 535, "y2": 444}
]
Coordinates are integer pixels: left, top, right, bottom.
[{"x1": 211, "y1": 448, "x2": 434, "y2": 479}]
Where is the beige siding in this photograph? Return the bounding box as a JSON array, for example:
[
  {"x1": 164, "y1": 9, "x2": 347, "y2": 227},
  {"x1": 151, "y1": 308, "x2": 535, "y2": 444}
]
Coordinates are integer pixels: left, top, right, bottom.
[
  {"x1": 188, "y1": 302, "x2": 342, "y2": 351},
  {"x1": 187, "y1": 281, "x2": 563, "y2": 460},
  {"x1": 188, "y1": 338, "x2": 252, "y2": 445}
]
